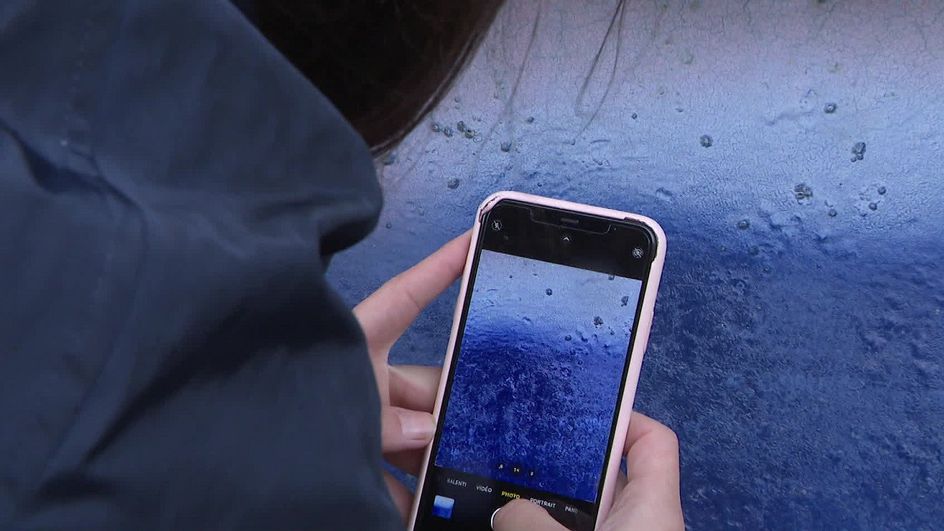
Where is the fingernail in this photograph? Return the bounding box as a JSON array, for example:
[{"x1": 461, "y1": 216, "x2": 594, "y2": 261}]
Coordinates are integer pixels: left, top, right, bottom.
[{"x1": 397, "y1": 409, "x2": 435, "y2": 441}]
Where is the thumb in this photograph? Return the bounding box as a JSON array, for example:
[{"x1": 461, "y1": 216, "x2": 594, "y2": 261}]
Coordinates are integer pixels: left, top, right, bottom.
[
  {"x1": 491, "y1": 499, "x2": 569, "y2": 531},
  {"x1": 380, "y1": 406, "x2": 435, "y2": 453}
]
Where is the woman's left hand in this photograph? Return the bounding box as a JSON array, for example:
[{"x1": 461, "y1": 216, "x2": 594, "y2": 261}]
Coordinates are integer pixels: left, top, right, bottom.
[{"x1": 353, "y1": 232, "x2": 471, "y2": 520}]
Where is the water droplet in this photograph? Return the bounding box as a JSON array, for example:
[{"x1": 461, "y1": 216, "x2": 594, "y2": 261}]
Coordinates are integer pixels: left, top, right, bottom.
[
  {"x1": 631, "y1": 112, "x2": 638, "y2": 120},
  {"x1": 824, "y1": 102, "x2": 837, "y2": 114},
  {"x1": 545, "y1": 288, "x2": 553, "y2": 296},
  {"x1": 500, "y1": 141, "x2": 512, "y2": 152},
  {"x1": 447, "y1": 178, "x2": 461, "y2": 190},
  {"x1": 621, "y1": 295, "x2": 629, "y2": 306},
  {"x1": 868, "y1": 202, "x2": 878, "y2": 211},
  {"x1": 851, "y1": 141, "x2": 866, "y2": 162},
  {"x1": 877, "y1": 186, "x2": 887, "y2": 195},
  {"x1": 737, "y1": 219, "x2": 750, "y2": 230},
  {"x1": 385, "y1": 222, "x2": 392, "y2": 229},
  {"x1": 828, "y1": 208, "x2": 838, "y2": 217},
  {"x1": 564, "y1": 334, "x2": 572, "y2": 341},
  {"x1": 526, "y1": 116, "x2": 535, "y2": 123},
  {"x1": 382, "y1": 152, "x2": 397, "y2": 166},
  {"x1": 456, "y1": 121, "x2": 467, "y2": 133},
  {"x1": 794, "y1": 183, "x2": 814, "y2": 204},
  {"x1": 464, "y1": 129, "x2": 475, "y2": 139},
  {"x1": 431, "y1": 122, "x2": 442, "y2": 133},
  {"x1": 593, "y1": 316, "x2": 604, "y2": 327},
  {"x1": 443, "y1": 127, "x2": 454, "y2": 137},
  {"x1": 699, "y1": 134, "x2": 713, "y2": 148}
]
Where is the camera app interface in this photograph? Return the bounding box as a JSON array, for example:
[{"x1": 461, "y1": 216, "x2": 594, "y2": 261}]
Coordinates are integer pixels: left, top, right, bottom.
[{"x1": 416, "y1": 247, "x2": 643, "y2": 530}]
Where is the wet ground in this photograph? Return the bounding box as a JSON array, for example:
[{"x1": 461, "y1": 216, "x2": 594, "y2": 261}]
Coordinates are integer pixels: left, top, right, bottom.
[{"x1": 329, "y1": 1, "x2": 944, "y2": 529}]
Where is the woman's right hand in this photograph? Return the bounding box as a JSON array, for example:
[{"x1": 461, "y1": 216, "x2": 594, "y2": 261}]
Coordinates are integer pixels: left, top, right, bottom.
[{"x1": 491, "y1": 413, "x2": 684, "y2": 531}]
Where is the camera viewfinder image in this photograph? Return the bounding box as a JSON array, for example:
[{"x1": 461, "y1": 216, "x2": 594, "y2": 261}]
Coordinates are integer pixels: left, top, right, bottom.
[{"x1": 435, "y1": 250, "x2": 642, "y2": 502}]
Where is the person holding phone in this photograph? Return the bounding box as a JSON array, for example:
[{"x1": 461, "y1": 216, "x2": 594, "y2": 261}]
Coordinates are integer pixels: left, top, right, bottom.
[
  {"x1": 0, "y1": 1, "x2": 683, "y2": 530},
  {"x1": 360, "y1": 231, "x2": 684, "y2": 531}
]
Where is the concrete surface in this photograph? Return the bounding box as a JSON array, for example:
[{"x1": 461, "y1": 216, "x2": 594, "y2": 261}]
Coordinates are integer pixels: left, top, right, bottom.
[{"x1": 328, "y1": 1, "x2": 944, "y2": 529}]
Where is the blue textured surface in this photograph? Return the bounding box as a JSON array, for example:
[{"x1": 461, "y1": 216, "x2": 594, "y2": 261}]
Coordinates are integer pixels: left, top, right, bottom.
[
  {"x1": 329, "y1": 1, "x2": 944, "y2": 529},
  {"x1": 435, "y1": 251, "x2": 641, "y2": 502}
]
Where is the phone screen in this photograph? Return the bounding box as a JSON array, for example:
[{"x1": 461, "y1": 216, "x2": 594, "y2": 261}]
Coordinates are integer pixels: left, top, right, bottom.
[{"x1": 413, "y1": 200, "x2": 655, "y2": 531}]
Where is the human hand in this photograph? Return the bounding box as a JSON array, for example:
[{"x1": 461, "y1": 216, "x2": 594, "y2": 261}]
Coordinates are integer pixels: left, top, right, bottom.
[
  {"x1": 353, "y1": 232, "x2": 471, "y2": 520},
  {"x1": 492, "y1": 412, "x2": 684, "y2": 531}
]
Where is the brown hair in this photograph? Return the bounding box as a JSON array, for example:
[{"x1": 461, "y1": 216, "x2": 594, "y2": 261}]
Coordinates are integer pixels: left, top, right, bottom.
[{"x1": 249, "y1": 1, "x2": 504, "y2": 155}]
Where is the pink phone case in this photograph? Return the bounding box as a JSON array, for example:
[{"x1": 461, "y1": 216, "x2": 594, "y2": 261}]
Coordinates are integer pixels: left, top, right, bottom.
[{"x1": 407, "y1": 191, "x2": 667, "y2": 530}]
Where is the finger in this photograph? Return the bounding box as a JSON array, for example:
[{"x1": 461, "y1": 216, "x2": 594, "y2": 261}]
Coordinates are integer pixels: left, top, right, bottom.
[
  {"x1": 616, "y1": 469, "x2": 628, "y2": 493},
  {"x1": 383, "y1": 470, "x2": 413, "y2": 523},
  {"x1": 624, "y1": 412, "x2": 680, "y2": 491},
  {"x1": 389, "y1": 365, "x2": 442, "y2": 412},
  {"x1": 354, "y1": 232, "x2": 471, "y2": 354},
  {"x1": 381, "y1": 406, "x2": 436, "y2": 453},
  {"x1": 611, "y1": 412, "x2": 684, "y2": 529},
  {"x1": 491, "y1": 499, "x2": 569, "y2": 531},
  {"x1": 385, "y1": 447, "x2": 427, "y2": 477}
]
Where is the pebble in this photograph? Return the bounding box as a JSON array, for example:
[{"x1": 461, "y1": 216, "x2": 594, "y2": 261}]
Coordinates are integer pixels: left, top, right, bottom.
[
  {"x1": 794, "y1": 183, "x2": 814, "y2": 203},
  {"x1": 700, "y1": 135, "x2": 713, "y2": 148},
  {"x1": 851, "y1": 142, "x2": 866, "y2": 162}
]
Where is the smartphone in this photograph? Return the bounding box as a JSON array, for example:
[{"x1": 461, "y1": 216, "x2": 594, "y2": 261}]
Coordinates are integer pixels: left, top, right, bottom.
[{"x1": 407, "y1": 191, "x2": 666, "y2": 531}]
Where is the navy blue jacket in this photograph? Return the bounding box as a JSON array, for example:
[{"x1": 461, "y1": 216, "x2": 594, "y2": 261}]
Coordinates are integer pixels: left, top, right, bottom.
[{"x1": 0, "y1": 1, "x2": 400, "y2": 529}]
